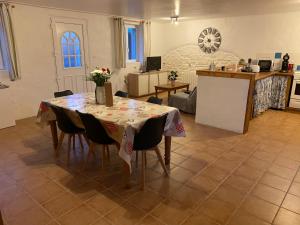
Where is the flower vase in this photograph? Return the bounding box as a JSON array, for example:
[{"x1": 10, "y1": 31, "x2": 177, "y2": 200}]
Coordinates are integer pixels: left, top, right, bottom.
[
  {"x1": 171, "y1": 80, "x2": 175, "y2": 86},
  {"x1": 95, "y1": 86, "x2": 106, "y2": 104}
]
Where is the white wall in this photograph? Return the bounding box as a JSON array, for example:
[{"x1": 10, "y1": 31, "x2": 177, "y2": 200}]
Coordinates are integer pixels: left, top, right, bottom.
[
  {"x1": 151, "y1": 11, "x2": 300, "y2": 65},
  {"x1": 0, "y1": 4, "x2": 140, "y2": 120}
]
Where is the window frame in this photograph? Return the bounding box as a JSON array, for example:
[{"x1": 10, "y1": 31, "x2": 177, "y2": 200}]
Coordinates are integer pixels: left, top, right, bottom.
[
  {"x1": 125, "y1": 24, "x2": 138, "y2": 64},
  {"x1": 60, "y1": 31, "x2": 82, "y2": 69}
]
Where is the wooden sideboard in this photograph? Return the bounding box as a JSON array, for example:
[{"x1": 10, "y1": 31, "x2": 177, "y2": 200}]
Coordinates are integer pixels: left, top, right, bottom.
[{"x1": 127, "y1": 71, "x2": 169, "y2": 97}]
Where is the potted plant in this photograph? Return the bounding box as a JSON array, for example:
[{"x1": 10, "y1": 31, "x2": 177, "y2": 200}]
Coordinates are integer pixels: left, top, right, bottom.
[
  {"x1": 168, "y1": 70, "x2": 178, "y2": 86},
  {"x1": 88, "y1": 67, "x2": 112, "y2": 104}
]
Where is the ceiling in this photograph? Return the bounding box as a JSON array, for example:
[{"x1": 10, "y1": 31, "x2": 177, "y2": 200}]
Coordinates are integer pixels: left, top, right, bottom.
[{"x1": 10, "y1": 0, "x2": 300, "y2": 20}]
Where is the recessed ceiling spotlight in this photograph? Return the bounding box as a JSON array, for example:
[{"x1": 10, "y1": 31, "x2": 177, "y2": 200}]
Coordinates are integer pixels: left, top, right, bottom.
[{"x1": 171, "y1": 16, "x2": 179, "y2": 25}]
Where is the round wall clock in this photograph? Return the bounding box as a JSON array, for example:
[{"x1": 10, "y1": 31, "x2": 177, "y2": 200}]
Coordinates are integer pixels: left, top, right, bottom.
[{"x1": 198, "y1": 27, "x2": 222, "y2": 54}]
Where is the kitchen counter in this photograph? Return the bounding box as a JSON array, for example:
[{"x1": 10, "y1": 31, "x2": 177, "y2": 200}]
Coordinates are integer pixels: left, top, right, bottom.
[
  {"x1": 196, "y1": 70, "x2": 294, "y2": 81},
  {"x1": 195, "y1": 70, "x2": 294, "y2": 134}
]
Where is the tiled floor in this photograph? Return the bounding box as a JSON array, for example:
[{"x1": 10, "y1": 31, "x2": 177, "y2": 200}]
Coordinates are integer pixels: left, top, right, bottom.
[{"x1": 1, "y1": 108, "x2": 300, "y2": 225}]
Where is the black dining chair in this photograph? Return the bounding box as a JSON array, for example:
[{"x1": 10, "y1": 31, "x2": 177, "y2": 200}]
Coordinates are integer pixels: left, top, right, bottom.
[
  {"x1": 76, "y1": 110, "x2": 117, "y2": 168},
  {"x1": 133, "y1": 114, "x2": 169, "y2": 190},
  {"x1": 54, "y1": 90, "x2": 73, "y2": 98},
  {"x1": 147, "y1": 96, "x2": 163, "y2": 105},
  {"x1": 115, "y1": 90, "x2": 128, "y2": 98},
  {"x1": 50, "y1": 105, "x2": 86, "y2": 164}
]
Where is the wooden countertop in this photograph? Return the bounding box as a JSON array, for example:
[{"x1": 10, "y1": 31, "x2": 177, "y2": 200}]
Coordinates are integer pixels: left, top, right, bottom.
[{"x1": 196, "y1": 70, "x2": 294, "y2": 81}]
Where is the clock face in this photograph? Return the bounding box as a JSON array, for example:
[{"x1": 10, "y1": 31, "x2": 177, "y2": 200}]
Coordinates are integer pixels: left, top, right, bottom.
[{"x1": 198, "y1": 27, "x2": 222, "y2": 54}]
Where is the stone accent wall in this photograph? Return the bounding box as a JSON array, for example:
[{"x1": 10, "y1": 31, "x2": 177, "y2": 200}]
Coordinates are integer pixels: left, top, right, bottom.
[{"x1": 162, "y1": 44, "x2": 240, "y2": 88}]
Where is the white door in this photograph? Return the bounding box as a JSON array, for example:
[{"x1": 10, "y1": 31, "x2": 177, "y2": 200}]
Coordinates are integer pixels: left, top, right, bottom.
[{"x1": 51, "y1": 17, "x2": 94, "y2": 93}]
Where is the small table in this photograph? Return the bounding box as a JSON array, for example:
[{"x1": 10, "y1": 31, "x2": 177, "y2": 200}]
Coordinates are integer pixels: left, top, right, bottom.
[{"x1": 155, "y1": 82, "x2": 190, "y2": 101}]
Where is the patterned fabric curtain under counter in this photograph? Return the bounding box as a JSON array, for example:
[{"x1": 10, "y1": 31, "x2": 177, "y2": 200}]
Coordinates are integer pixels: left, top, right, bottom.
[
  {"x1": 0, "y1": 3, "x2": 19, "y2": 80},
  {"x1": 253, "y1": 76, "x2": 288, "y2": 117}
]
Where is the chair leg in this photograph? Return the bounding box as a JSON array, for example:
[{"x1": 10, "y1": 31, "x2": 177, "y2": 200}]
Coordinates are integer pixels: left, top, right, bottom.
[
  {"x1": 56, "y1": 132, "x2": 65, "y2": 157},
  {"x1": 67, "y1": 134, "x2": 72, "y2": 165},
  {"x1": 72, "y1": 134, "x2": 76, "y2": 151},
  {"x1": 145, "y1": 152, "x2": 147, "y2": 166},
  {"x1": 154, "y1": 147, "x2": 169, "y2": 176},
  {"x1": 82, "y1": 133, "x2": 90, "y2": 145},
  {"x1": 78, "y1": 134, "x2": 84, "y2": 154},
  {"x1": 106, "y1": 145, "x2": 110, "y2": 160},
  {"x1": 141, "y1": 151, "x2": 146, "y2": 190},
  {"x1": 135, "y1": 151, "x2": 138, "y2": 168},
  {"x1": 84, "y1": 142, "x2": 95, "y2": 170},
  {"x1": 101, "y1": 145, "x2": 106, "y2": 168}
]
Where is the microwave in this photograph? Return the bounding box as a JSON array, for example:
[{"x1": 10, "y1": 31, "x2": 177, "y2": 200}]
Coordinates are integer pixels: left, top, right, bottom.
[{"x1": 258, "y1": 60, "x2": 272, "y2": 72}]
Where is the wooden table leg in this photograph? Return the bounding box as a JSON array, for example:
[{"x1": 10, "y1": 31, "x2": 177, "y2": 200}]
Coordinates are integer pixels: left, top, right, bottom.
[
  {"x1": 167, "y1": 91, "x2": 171, "y2": 102},
  {"x1": 187, "y1": 85, "x2": 190, "y2": 91},
  {"x1": 164, "y1": 136, "x2": 171, "y2": 166},
  {"x1": 155, "y1": 88, "x2": 158, "y2": 97},
  {"x1": 49, "y1": 120, "x2": 58, "y2": 150}
]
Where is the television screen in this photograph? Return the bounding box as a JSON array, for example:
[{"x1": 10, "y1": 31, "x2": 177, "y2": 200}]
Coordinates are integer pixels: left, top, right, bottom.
[{"x1": 146, "y1": 56, "x2": 161, "y2": 72}]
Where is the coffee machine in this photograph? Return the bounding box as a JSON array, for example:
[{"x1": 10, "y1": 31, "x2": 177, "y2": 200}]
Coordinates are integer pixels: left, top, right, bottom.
[{"x1": 281, "y1": 53, "x2": 289, "y2": 72}]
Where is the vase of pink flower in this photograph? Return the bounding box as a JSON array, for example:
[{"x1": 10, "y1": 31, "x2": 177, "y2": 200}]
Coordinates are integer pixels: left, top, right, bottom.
[{"x1": 88, "y1": 67, "x2": 112, "y2": 104}]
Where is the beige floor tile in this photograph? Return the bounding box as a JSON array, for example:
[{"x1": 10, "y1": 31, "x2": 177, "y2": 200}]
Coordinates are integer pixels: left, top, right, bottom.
[
  {"x1": 187, "y1": 175, "x2": 219, "y2": 194},
  {"x1": 268, "y1": 164, "x2": 297, "y2": 180},
  {"x1": 7, "y1": 205, "x2": 52, "y2": 225},
  {"x1": 147, "y1": 177, "x2": 183, "y2": 197},
  {"x1": 138, "y1": 215, "x2": 165, "y2": 225},
  {"x1": 273, "y1": 208, "x2": 300, "y2": 225},
  {"x1": 234, "y1": 165, "x2": 263, "y2": 181},
  {"x1": 151, "y1": 199, "x2": 192, "y2": 225},
  {"x1": 251, "y1": 183, "x2": 285, "y2": 205},
  {"x1": 27, "y1": 181, "x2": 64, "y2": 204},
  {"x1": 241, "y1": 196, "x2": 279, "y2": 223},
  {"x1": 282, "y1": 194, "x2": 300, "y2": 214},
  {"x1": 252, "y1": 151, "x2": 277, "y2": 163},
  {"x1": 90, "y1": 217, "x2": 112, "y2": 225},
  {"x1": 170, "y1": 185, "x2": 207, "y2": 209},
  {"x1": 86, "y1": 190, "x2": 124, "y2": 215},
  {"x1": 201, "y1": 166, "x2": 229, "y2": 182},
  {"x1": 42, "y1": 191, "x2": 82, "y2": 217},
  {"x1": 179, "y1": 157, "x2": 207, "y2": 173},
  {"x1": 289, "y1": 182, "x2": 300, "y2": 197},
  {"x1": 58, "y1": 205, "x2": 100, "y2": 225},
  {"x1": 105, "y1": 203, "x2": 146, "y2": 225},
  {"x1": 198, "y1": 197, "x2": 236, "y2": 224},
  {"x1": 260, "y1": 173, "x2": 291, "y2": 192},
  {"x1": 2, "y1": 193, "x2": 36, "y2": 220},
  {"x1": 213, "y1": 184, "x2": 245, "y2": 207},
  {"x1": 127, "y1": 190, "x2": 164, "y2": 211},
  {"x1": 273, "y1": 157, "x2": 300, "y2": 170},
  {"x1": 169, "y1": 167, "x2": 195, "y2": 183},
  {"x1": 182, "y1": 213, "x2": 219, "y2": 225},
  {"x1": 228, "y1": 210, "x2": 271, "y2": 225},
  {"x1": 224, "y1": 175, "x2": 254, "y2": 194}
]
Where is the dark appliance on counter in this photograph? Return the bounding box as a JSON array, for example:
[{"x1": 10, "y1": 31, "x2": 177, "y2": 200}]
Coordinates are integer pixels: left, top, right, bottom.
[
  {"x1": 258, "y1": 60, "x2": 272, "y2": 72},
  {"x1": 146, "y1": 56, "x2": 161, "y2": 72},
  {"x1": 281, "y1": 53, "x2": 290, "y2": 72}
]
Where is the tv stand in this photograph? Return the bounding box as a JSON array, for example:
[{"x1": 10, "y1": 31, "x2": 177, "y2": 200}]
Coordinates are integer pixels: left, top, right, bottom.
[{"x1": 128, "y1": 71, "x2": 169, "y2": 97}]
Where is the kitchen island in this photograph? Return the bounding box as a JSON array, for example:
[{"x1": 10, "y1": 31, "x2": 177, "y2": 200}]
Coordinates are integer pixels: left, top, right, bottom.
[{"x1": 195, "y1": 70, "x2": 293, "y2": 134}]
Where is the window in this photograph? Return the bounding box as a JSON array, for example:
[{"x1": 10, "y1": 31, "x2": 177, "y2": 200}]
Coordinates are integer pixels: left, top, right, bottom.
[
  {"x1": 125, "y1": 25, "x2": 137, "y2": 62},
  {"x1": 61, "y1": 31, "x2": 82, "y2": 68}
]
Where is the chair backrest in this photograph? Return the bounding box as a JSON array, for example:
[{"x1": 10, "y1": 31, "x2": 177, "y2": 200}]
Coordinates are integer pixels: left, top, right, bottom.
[
  {"x1": 76, "y1": 111, "x2": 114, "y2": 144},
  {"x1": 115, "y1": 90, "x2": 128, "y2": 98},
  {"x1": 54, "y1": 90, "x2": 73, "y2": 98},
  {"x1": 147, "y1": 96, "x2": 163, "y2": 105},
  {"x1": 133, "y1": 114, "x2": 168, "y2": 150},
  {"x1": 50, "y1": 105, "x2": 80, "y2": 133}
]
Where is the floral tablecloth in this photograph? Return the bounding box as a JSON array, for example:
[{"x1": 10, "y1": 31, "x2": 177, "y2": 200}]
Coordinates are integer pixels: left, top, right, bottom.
[{"x1": 37, "y1": 93, "x2": 186, "y2": 172}]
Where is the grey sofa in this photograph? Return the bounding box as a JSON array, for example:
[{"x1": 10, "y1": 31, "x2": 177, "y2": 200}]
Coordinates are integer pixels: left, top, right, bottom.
[{"x1": 168, "y1": 87, "x2": 197, "y2": 114}]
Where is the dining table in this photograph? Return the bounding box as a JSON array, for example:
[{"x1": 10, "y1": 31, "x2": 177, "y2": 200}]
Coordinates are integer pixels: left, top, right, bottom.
[{"x1": 37, "y1": 93, "x2": 186, "y2": 185}]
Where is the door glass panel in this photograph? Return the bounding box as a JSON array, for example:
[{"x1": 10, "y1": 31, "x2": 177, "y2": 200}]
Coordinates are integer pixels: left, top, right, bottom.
[{"x1": 70, "y1": 56, "x2": 76, "y2": 67}]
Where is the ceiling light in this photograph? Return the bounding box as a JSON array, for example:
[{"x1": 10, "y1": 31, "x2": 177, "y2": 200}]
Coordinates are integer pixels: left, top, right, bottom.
[{"x1": 171, "y1": 16, "x2": 179, "y2": 25}]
